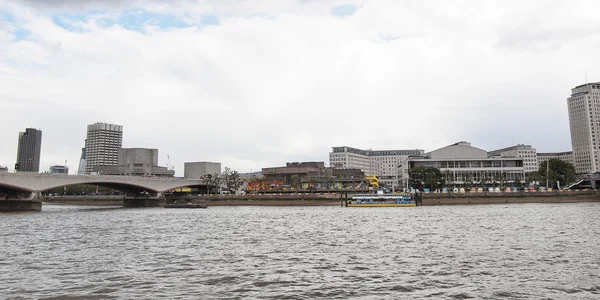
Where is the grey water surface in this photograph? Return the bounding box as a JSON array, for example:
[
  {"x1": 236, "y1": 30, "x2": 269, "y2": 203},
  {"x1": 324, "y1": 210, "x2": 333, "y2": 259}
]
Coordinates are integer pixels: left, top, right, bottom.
[{"x1": 1, "y1": 203, "x2": 600, "y2": 299}]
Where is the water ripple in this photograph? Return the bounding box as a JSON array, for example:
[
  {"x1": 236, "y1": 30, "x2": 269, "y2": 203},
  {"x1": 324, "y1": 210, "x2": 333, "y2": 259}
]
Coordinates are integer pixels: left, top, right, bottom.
[{"x1": 1, "y1": 203, "x2": 599, "y2": 299}]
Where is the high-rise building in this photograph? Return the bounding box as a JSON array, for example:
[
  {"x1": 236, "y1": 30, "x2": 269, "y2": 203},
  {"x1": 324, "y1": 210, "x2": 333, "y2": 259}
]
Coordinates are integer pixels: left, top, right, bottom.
[
  {"x1": 15, "y1": 128, "x2": 42, "y2": 172},
  {"x1": 567, "y1": 82, "x2": 600, "y2": 174},
  {"x1": 49, "y1": 165, "x2": 69, "y2": 174},
  {"x1": 84, "y1": 122, "x2": 123, "y2": 174},
  {"x1": 77, "y1": 148, "x2": 86, "y2": 175},
  {"x1": 489, "y1": 144, "x2": 538, "y2": 173},
  {"x1": 329, "y1": 146, "x2": 424, "y2": 187}
]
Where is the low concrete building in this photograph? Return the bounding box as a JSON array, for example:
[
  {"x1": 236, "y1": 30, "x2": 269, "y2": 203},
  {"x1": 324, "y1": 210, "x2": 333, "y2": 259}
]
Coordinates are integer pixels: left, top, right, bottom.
[
  {"x1": 537, "y1": 151, "x2": 574, "y2": 166},
  {"x1": 262, "y1": 161, "x2": 365, "y2": 188},
  {"x1": 408, "y1": 141, "x2": 525, "y2": 186},
  {"x1": 184, "y1": 162, "x2": 221, "y2": 179},
  {"x1": 94, "y1": 148, "x2": 174, "y2": 177},
  {"x1": 49, "y1": 165, "x2": 69, "y2": 174}
]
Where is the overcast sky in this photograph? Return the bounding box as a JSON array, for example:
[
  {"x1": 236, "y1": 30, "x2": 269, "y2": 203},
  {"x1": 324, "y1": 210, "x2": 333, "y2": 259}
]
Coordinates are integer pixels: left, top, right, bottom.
[{"x1": 1, "y1": 0, "x2": 599, "y2": 175}]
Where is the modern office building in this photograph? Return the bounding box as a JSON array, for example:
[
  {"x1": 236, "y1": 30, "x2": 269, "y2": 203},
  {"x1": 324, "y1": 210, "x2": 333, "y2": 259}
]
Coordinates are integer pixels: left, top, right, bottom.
[
  {"x1": 94, "y1": 148, "x2": 174, "y2": 177},
  {"x1": 329, "y1": 146, "x2": 424, "y2": 188},
  {"x1": 49, "y1": 165, "x2": 69, "y2": 174},
  {"x1": 77, "y1": 148, "x2": 86, "y2": 175},
  {"x1": 489, "y1": 144, "x2": 538, "y2": 173},
  {"x1": 15, "y1": 128, "x2": 42, "y2": 172},
  {"x1": 408, "y1": 141, "x2": 525, "y2": 186},
  {"x1": 84, "y1": 122, "x2": 123, "y2": 174},
  {"x1": 567, "y1": 82, "x2": 600, "y2": 174},
  {"x1": 537, "y1": 151, "x2": 575, "y2": 166},
  {"x1": 184, "y1": 162, "x2": 221, "y2": 179}
]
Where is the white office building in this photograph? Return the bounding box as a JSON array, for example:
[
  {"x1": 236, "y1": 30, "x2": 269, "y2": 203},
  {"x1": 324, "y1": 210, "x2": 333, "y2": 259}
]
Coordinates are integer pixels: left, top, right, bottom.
[
  {"x1": 568, "y1": 82, "x2": 600, "y2": 174},
  {"x1": 329, "y1": 146, "x2": 424, "y2": 188},
  {"x1": 84, "y1": 122, "x2": 123, "y2": 174},
  {"x1": 489, "y1": 144, "x2": 538, "y2": 173},
  {"x1": 408, "y1": 141, "x2": 525, "y2": 186}
]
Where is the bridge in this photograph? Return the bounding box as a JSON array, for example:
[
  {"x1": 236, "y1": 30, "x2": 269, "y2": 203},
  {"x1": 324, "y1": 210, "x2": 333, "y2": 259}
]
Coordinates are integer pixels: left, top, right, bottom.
[{"x1": 0, "y1": 173, "x2": 205, "y2": 210}]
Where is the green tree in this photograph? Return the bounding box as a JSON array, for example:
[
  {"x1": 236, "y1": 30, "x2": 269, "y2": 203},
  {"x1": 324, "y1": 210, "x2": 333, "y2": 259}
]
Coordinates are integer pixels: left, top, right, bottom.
[
  {"x1": 222, "y1": 167, "x2": 243, "y2": 193},
  {"x1": 538, "y1": 159, "x2": 576, "y2": 188},
  {"x1": 463, "y1": 172, "x2": 474, "y2": 189},
  {"x1": 409, "y1": 167, "x2": 445, "y2": 191}
]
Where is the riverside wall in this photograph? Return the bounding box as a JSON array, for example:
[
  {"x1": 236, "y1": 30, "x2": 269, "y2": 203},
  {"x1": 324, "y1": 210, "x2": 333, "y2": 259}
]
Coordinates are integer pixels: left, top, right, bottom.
[
  {"x1": 421, "y1": 191, "x2": 600, "y2": 205},
  {"x1": 35, "y1": 191, "x2": 600, "y2": 207}
]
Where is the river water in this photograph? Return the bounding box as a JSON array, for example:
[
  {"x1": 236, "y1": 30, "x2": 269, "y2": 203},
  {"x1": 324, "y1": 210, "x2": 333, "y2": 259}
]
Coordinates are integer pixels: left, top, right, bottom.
[{"x1": 1, "y1": 203, "x2": 600, "y2": 299}]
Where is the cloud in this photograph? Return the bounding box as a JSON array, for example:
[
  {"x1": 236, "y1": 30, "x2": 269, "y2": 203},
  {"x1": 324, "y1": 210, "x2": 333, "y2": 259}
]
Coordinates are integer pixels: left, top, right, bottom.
[{"x1": 1, "y1": 0, "x2": 600, "y2": 175}]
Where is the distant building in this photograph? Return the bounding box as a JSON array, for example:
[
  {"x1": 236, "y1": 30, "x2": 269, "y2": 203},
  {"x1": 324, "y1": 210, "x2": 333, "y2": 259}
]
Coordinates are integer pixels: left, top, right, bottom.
[
  {"x1": 261, "y1": 161, "x2": 365, "y2": 189},
  {"x1": 538, "y1": 151, "x2": 574, "y2": 166},
  {"x1": 489, "y1": 144, "x2": 538, "y2": 173},
  {"x1": 408, "y1": 141, "x2": 525, "y2": 186},
  {"x1": 84, "y1": 122, "x2": 123, "y2": 174},
  {"x1": 94, "y1": 148, "x2": 174, "y2": 177},
  {"x1": 49, "y1": 165, "x2": 69, "y2": 174},
  {"x1": 184, "y1": 162, "x2": 222, "y2": 179},
  {"x1": 568, "y1": 82, "x2": 600, "y2": 174},
  {"x1": 0, "y1": 166, "x2": 8, "y2": 173},
  {"x1": 329, "y1": 146, "x2": 424, "y2": 188},
  {"x1": 77, "y1": 148, "x2": 86, "y2": 175},
  {"x1": 15, "y1": 128, "x2": 42, "y2": 173}
]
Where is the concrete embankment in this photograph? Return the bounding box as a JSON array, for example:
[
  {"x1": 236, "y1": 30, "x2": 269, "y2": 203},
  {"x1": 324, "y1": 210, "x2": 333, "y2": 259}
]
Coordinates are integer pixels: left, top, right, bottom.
[
  {"x1": 37, "y1": 192, "x2": 600, "y2": 207},
  {"x1": 43, "y1": 196, "x2": 124, "y2": 206},
  {"x1": 421, "y1": 191, "x2": 600, "y2": 205}
]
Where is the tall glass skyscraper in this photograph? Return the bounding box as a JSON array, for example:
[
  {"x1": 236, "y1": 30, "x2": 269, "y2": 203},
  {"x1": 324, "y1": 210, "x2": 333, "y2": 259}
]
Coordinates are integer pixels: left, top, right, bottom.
[
  {"x1": 15, "y1": 128, "x2": 42, "y2": 172},
  {"x1": 84, "y1": 122, "x2": 123, "y2": 174},
  {"x1": 77, "y1": 148, "x2": 86, "y2": 175}
]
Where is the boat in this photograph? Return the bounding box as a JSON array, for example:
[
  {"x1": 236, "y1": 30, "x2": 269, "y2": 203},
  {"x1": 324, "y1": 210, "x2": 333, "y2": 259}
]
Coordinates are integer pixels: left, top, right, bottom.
[
  {"x1": 346, "y1": 190, "x2": 416, "y2": 207},
  {"x1": 164, "y1": 203, "x2": 208, "y2": 209}
]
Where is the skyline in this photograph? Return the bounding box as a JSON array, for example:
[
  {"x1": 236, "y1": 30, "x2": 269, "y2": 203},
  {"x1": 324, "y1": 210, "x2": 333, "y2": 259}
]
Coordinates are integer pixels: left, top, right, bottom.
[{"x1": 2, "y1": 1, "x2": 600, "y2": 175}]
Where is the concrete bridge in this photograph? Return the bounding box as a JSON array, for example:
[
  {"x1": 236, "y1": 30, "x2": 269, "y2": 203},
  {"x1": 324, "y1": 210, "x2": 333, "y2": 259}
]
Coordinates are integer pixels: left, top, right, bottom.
[{"x1": 0, "y1": 173, "x2": 205, "y2": 210}]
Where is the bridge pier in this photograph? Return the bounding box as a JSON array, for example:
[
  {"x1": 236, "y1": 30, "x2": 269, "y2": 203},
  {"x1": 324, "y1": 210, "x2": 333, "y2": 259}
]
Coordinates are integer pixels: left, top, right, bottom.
[
  {"x1": 0, "y1": 191, "x2": 41, "y2": 212},
  {"x1": 0, "y1": 200, "x2": 42, "y2": 212},
  {"x1": 123, "y1": 192, "x2": 166, "y2": 207}
]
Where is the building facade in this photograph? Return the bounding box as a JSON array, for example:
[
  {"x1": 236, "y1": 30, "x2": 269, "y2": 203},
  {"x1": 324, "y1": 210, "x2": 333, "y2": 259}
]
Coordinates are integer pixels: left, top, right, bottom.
[
  {"x1": 489, "y1": 144, "x2": 538, "y2": 173},
  {"x1": 184, "y1": 162, "x2": 221, "y2": 179},
  {"x1": 537, "y1": 151, "x2": 574, "y2": 166},
  {"x1": 568, "y1": 82, "x2": 600, "y2": 174},
  {"x1": 408, "y1": 141, "x2": 525, "y2": 186},
  {"x1": 84, "y1": 122, "x2": 123, "y2": 174},
  {"x1": 94, "y1": 148, "x2": 174, "y2": 177},
  {"x1": 49, "y1": 165, "x2": 69, "y2": 174},
  {"x1": 77, "y1": 148, "x2": 86, "y2": 175},
  {"x1": 15, "y1": 128, "x2": 42, "y2": 173},
  {"x1": 329, "y1": 146, "x2": 424, "y2": 188}
]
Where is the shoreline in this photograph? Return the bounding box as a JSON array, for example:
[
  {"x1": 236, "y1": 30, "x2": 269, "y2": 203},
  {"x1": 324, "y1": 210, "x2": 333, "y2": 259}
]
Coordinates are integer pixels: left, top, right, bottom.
[{"x1": 41, "y1": 196, "x2": 600, "y2": 207}]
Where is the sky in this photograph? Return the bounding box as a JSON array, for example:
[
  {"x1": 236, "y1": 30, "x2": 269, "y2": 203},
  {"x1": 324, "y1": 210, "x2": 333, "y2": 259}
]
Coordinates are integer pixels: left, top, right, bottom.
[{"x1": 1, "y1": 0, "x2": 600, "y2": 176}]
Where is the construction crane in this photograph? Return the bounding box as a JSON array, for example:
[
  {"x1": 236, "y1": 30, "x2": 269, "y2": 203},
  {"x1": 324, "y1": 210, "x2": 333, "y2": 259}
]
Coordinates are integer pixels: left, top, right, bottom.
[{"x1": 166, "y1": 154, "x2": 174, "y2": 171}]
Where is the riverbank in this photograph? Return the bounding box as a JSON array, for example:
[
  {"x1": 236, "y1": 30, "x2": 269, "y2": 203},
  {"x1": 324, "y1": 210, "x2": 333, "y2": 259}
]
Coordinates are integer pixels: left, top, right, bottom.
[{"x1": 39, "y1": 192, "x2": 600, "y2": 207}]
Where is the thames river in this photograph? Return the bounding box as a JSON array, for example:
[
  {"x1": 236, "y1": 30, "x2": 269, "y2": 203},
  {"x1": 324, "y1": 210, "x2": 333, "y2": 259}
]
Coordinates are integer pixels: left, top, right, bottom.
[{"x1": 1, "y1": 203, "x2": 600, "y2": 299}]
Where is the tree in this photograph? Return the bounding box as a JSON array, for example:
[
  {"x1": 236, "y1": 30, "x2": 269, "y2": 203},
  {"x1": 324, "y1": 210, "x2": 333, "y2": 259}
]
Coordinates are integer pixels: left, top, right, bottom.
[
  {"x1": 222, "y1": 167, "x2": 243, "y2": 194},
  {"x1": 538, "y1": 159, "x2": 576, "y2": 188},
  {"x1": 443, "y1": 170, "x2": 454, "y2": 189},
  {"x1": 463, "y1": 172, "x2": 474, "y2": 189},
  {"x1": 205, "y1": 172, "x2": 223, "y2": 194},
  {"x1": 408, "y1": 167, "x2": 445, "y2": 191}
]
